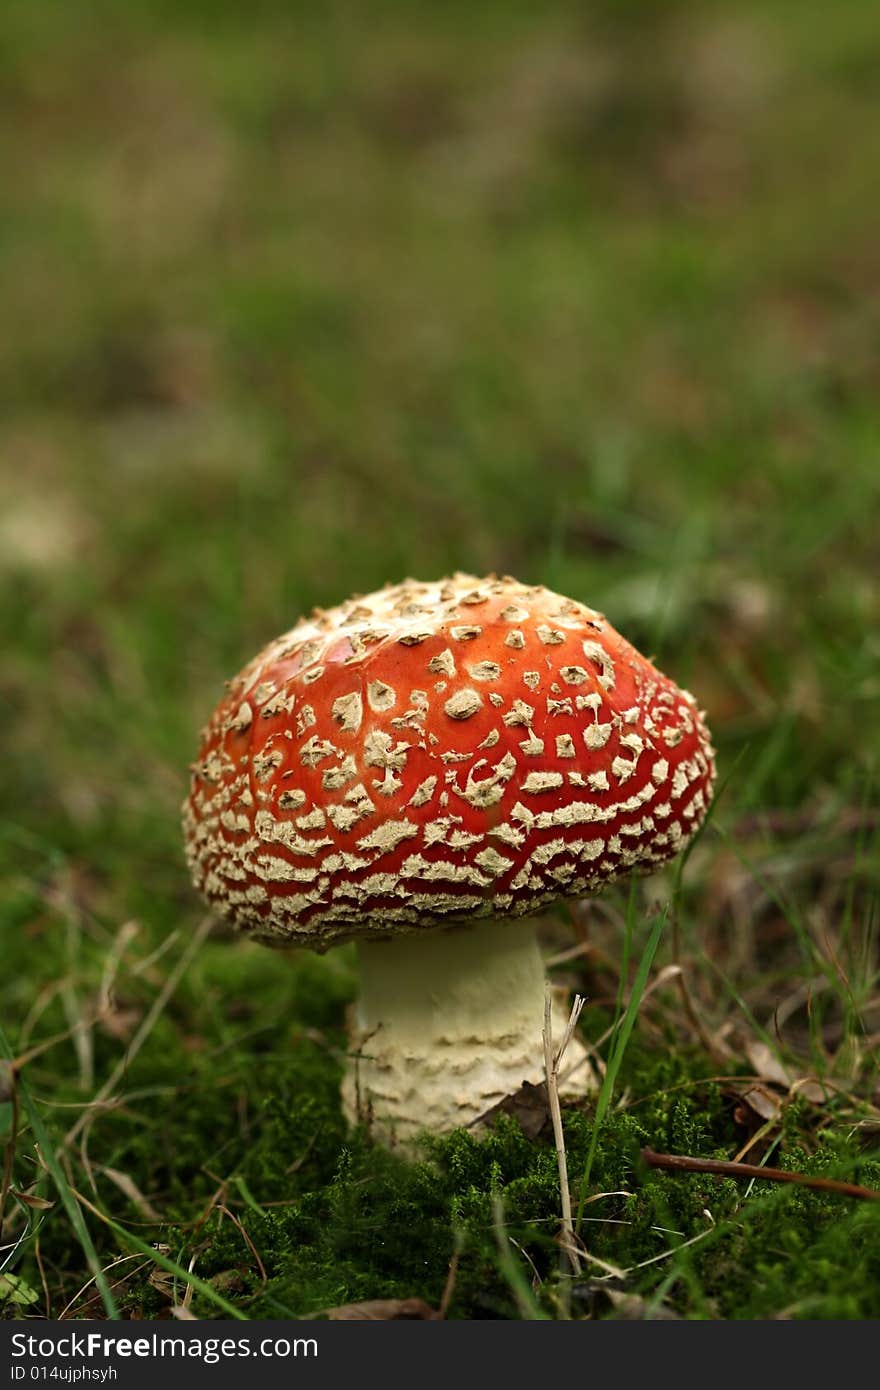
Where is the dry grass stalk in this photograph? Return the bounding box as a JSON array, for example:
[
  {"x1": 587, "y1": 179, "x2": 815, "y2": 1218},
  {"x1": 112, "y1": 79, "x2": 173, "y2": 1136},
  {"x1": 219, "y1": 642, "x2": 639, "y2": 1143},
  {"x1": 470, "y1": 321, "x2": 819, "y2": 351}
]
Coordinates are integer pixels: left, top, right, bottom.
[
  {"x1": 64, "y1": 916, "x2": 213, "y2": 1147},
  {"x1": 436, "y1": 1243, "x2": 461, "y2": 1320},
  {"x1": 58, "y1": 1253, "x2": 150, "y2": 1320},
  {"x1": 543, "y1": 984, "x2": 585, "y2": 1279}
]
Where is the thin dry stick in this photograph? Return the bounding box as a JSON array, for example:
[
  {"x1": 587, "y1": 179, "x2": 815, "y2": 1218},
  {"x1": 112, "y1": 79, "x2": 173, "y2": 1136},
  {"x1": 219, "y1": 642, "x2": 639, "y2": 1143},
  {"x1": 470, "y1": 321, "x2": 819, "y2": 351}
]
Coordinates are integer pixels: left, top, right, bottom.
[
  {"x1": 97, "y1": 920, "x2": 140, "y2": 1016},
  {"x1": 543, "y1": 986, "x2": 585, "y2": 1278},
  {"x1": 436, "y1": 1244, "x2": 461, "y2": 1320},
  {"x1": 60, "y1": 889, "x2": 95, "y2": 1094},
  {"x1": 733, "y1": 1115, "x2": 779, "y2": 1165},
  {"x1": 65, "y1": 917, "x2": 213, "y2": 1147},
  {"x1": 642, "y1": 1148, "x2": 880, "y2": 1202},
  {"x1": 33, "y1": 1235, "x2": 51, "y2": 1319},
  {"x1": 181, "y1": 1247, "x2": 202, "y2": 1312},
  {"x1": 58, "y1": 1253, "x2": 150, "y2": 1321},
  {"x1": 670, "y1": 911, "x2": 729, "y2": 1064},
  {"x1": 217, "y1": 1204, "x2": 268, "y2": 1285},
  {"x1": 557, "y1": 963, "x2": 681, "y2": 1091}
]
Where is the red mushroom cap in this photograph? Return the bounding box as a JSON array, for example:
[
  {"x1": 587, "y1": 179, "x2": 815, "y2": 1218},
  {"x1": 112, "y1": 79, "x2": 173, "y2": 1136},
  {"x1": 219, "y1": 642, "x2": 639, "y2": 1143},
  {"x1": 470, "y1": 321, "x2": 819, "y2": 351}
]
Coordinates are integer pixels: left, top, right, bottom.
[{"x1": 183, "y1": 574, "x2": 716, "y2": 948}]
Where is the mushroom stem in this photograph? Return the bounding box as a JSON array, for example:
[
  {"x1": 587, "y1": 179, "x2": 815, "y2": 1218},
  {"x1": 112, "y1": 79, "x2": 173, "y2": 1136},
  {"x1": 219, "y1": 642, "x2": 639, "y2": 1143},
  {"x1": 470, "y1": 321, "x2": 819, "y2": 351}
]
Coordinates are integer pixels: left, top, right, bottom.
[{"x1": 341, "y1": 918, "x2": 590, "y2": 1145}]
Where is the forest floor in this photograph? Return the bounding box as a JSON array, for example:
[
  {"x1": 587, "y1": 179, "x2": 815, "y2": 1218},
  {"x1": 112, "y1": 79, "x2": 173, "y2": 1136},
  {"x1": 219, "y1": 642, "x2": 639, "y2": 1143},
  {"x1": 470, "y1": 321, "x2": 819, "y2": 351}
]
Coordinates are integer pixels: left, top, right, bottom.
[{"x1": 1, "y1": 0, "x2": 879, "y2": 1319}]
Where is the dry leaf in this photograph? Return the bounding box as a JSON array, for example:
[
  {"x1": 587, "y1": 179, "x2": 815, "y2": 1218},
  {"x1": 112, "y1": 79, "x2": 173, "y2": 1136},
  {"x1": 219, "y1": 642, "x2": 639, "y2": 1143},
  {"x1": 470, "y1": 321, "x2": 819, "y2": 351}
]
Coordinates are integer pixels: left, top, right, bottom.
[
  {"x1": 737, "y1": 1084, "x2": 783, "y2": 1123},
  {"x1": 745, "y1": 1041, "x2": 832, "y2": 1105},
  {"x1": 789, "y1": 1077, "x2": 831, "y2": 1105},
  {"x1": 148, "y1": 1269, "x2": 176, "y2": 1298},
  {"x1": 745, "y1": 1040, "x2": 791, "y2": 1089},
  {"x1": 99, "y1": 1004, "x2": 144, "y2": 1042},
  {"x1": 603, "y1": 1288, "x2": 682, "y2": 1320},
  {"x1": 573, "y1": 1281, "x2": 681, "y2": 1320},
  {"x1": 147, "y1": 1246, "x2": 175, "y2": 1299},
  {"x1": 476, "y1": 1079, "x2": 550, "y2": 1139},
  {"x1": 101, "y1": 1166, "x2": 162, "y2": 1221},
  {"x1": 10, "y1": 1189, "x2": 54, "y2": 1211},
  {"x1": 322, "y1": 1298, "x2": 438, "y2": 1320}
]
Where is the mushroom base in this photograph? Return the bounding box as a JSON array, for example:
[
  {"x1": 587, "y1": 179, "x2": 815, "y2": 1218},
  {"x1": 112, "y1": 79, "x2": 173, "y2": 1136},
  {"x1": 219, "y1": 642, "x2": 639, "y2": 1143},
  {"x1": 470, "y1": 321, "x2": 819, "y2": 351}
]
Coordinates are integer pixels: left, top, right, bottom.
[{"x1": 341, "y1": 918, "x2": 592, "y2": 1147}]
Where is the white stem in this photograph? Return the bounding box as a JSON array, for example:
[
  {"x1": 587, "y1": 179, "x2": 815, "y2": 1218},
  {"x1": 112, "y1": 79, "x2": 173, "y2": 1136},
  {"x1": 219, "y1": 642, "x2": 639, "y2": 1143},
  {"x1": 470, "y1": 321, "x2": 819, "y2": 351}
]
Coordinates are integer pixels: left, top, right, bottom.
[{"x1": 341, "y1": 919, "x2": 590, "y2": 1146}]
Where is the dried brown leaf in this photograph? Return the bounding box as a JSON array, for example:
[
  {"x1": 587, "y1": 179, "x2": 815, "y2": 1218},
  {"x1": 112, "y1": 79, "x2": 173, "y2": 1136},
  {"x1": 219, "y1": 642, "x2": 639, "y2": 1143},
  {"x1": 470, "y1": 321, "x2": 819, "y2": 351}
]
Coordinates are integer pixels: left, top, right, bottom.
[
  {"x1": 10, "y1": 1189, "x2": 54, "y2": 1211},
  {"x1": 322, "y1": 1298, "x2": 438, "y2": 1320},
  {"x1": 148, "y1": 1268, "x2": 176, "y2": 1298},
  {"x1": 744, "y1": 1041, "x2": 832, "y2": 1107},
  {"x1": 603, "y1": 1288, "x2": 682, "y2": 1320},
  {"x1": 744, "y1": 1040, "x2": 791, "y2": 1088},
  {"x1": 737, "y1": 1084, "x2": 783, "y2": 1123},
  {"x1": 101, "y1": 1166, "x2": 162, "y2": 1222},
  {"x1": 790, "y1": 1077, "x2": 832, "y2": 1105},
  {"x1": 573, "y1": 1281, "x2": 681, "y2": 1320},
  {"x1": 99, "y1": 1005, "x2": 144, "y2": 1043},
  {"x1": 475, "y1": 1079, "x2": 551, "y2": 1139}
]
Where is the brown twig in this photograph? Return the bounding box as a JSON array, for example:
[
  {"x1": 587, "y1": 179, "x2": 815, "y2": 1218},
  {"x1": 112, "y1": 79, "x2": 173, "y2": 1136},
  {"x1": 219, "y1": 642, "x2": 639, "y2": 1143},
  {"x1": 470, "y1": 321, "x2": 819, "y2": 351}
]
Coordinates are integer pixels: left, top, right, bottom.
[{"x1": 641, "y1": 1148, "x2": 880, "y2": 1202}]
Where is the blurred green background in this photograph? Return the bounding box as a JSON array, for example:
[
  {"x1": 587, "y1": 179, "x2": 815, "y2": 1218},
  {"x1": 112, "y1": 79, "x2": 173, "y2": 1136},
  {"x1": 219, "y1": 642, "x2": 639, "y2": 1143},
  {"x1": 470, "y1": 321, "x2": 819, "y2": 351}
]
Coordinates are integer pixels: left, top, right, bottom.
[
  {"x1": 1, "y1": 0, "x2": 879, "y2": 1319},
  {"x1": 3, "y1": 0, "x2": 879, "y2": 837}
]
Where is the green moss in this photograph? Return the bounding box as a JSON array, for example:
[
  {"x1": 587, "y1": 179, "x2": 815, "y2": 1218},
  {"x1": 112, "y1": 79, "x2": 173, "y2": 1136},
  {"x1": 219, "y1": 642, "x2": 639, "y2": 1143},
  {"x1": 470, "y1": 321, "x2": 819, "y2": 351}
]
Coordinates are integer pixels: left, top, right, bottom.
[
  {"x1": 6, "y1": 907, "x2": 877, "y2": 1322},
  {"x1": 18, "y1": 993, "x2": 875, "y2": 1322}
]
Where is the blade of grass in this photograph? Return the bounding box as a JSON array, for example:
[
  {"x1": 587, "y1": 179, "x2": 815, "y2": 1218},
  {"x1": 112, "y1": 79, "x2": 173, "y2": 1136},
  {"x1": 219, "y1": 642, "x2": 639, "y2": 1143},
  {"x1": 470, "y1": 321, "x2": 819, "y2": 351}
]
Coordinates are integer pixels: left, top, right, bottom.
[
  {"x1": 0, "y1": 1023, "x2": 119, "y2": 1320},
  {"x1": 669, "y1": 751, "x2": 745, "y2": 1061},
  {"x1": 575, "y1": 900, "x2": 667, "y2": 1233},
  {"x1": 105, "y1": 1219, "x2": 248, "y2": 1319},
  {"x1": 671, "y1": 744, "x2": 747, "y2": 906},
  {"x1": 711, "y1": 820, "x2": 844, "y2": 1074},
  {"x1": 712, "y1": 821, "x2": 823, "y2": 972},
  {"x1": 490, "y1": 1193, "x2": 549, "y2": 1321}
]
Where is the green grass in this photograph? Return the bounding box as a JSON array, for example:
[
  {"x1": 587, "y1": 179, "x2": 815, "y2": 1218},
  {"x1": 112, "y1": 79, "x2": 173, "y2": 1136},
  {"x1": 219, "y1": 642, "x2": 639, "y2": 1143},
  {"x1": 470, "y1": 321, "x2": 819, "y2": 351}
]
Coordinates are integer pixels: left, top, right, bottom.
[{"x1": 2, "y1": 0, "x2": 879, "y2": 1320}]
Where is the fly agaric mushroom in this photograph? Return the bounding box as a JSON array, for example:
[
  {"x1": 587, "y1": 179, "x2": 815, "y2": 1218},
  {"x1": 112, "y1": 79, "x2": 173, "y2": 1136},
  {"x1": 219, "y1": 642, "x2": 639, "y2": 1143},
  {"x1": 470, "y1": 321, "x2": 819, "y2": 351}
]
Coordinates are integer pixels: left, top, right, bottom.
[{"x1": 183, "y1": 573, "x2": 715, "y2": 1144}]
